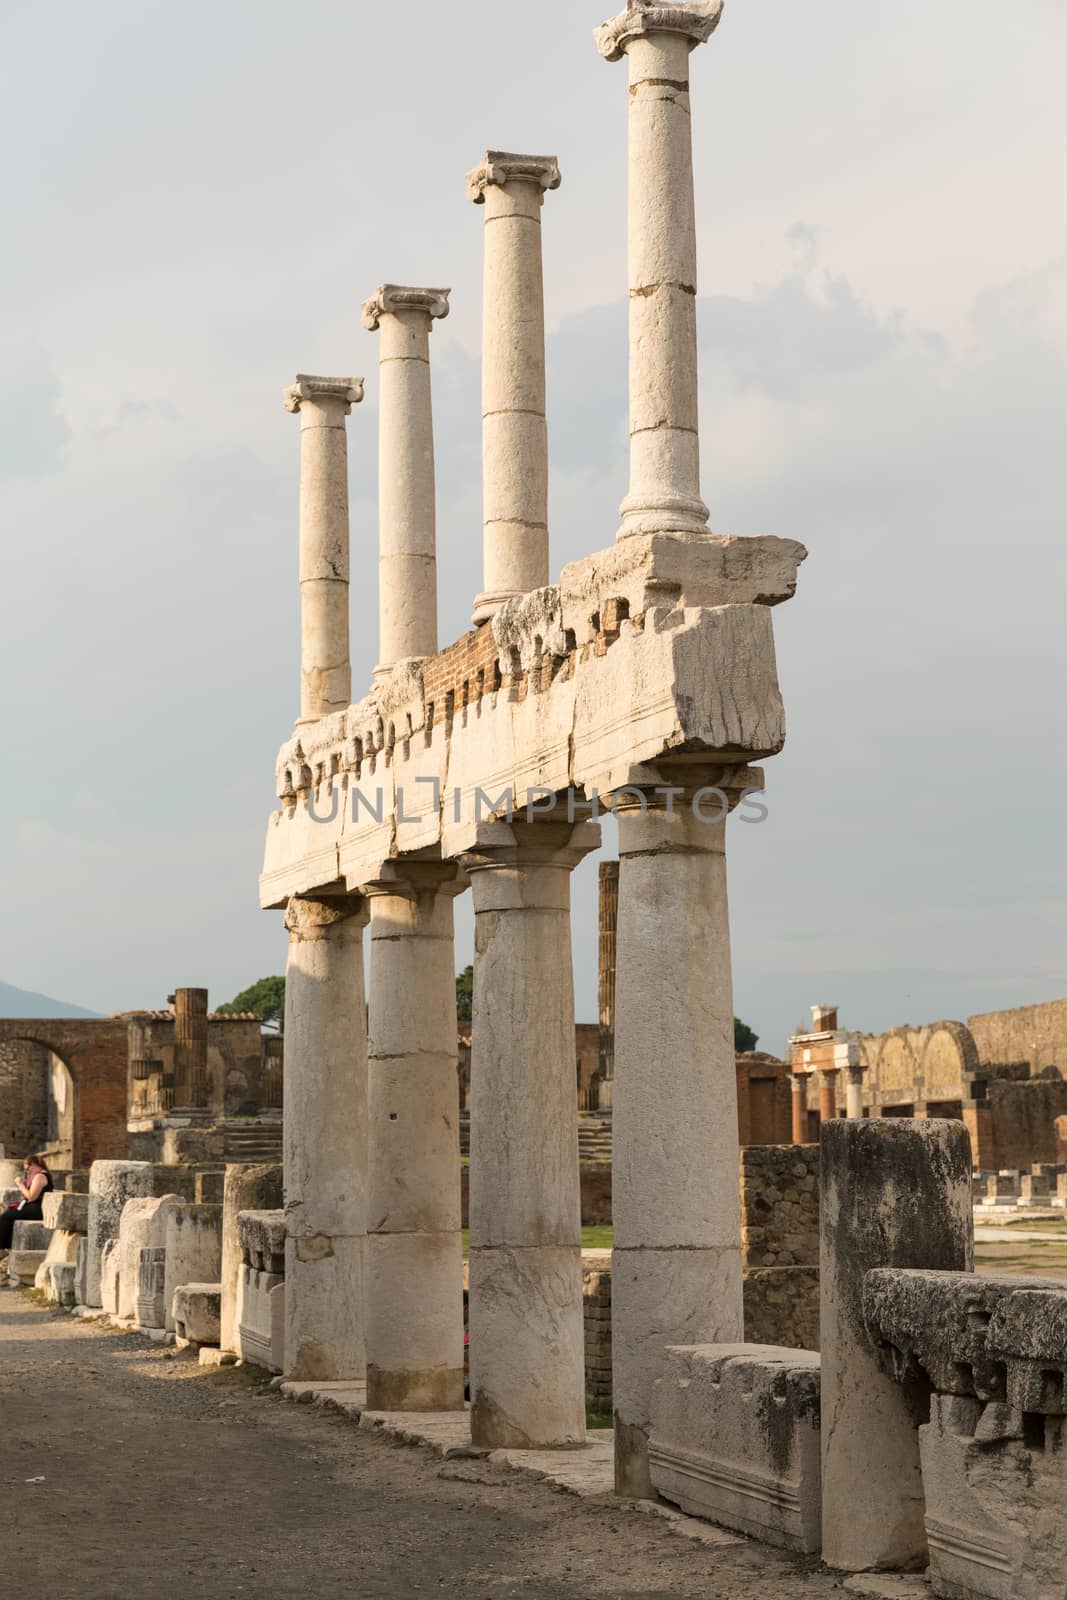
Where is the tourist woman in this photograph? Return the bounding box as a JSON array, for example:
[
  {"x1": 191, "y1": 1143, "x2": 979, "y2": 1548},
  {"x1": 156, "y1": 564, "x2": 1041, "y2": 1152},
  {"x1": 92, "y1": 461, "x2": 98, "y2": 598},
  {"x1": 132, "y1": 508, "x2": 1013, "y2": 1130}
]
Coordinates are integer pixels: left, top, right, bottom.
[{"x1": 0, "y1": 1154, "x2": 55, "y2": 1254}]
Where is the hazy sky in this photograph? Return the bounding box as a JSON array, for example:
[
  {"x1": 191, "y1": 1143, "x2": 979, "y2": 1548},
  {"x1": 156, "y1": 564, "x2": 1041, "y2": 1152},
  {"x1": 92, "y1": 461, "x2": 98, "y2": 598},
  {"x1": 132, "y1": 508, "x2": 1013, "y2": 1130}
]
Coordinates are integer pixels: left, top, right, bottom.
[{"x1": 3, "y1": 0, "x2": 1065, "y2": 1054}]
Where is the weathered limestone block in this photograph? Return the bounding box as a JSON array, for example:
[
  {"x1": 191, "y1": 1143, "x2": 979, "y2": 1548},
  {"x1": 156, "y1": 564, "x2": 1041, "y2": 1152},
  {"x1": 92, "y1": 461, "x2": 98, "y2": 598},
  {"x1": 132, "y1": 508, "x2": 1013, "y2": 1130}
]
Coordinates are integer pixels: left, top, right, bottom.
[
  {"x1": 235, "y1": 1265, "x2": 286, "y2": 1372},
  {"x1": 10, "y1": 1220, "x2": 51, "y2": 1252},
  {"x1": 237, "y1": 1209, "x2": 286, "y2": 1272},
  {"x1": 220, "y1": 1165, "x2": 282, "y2": 1354},
  {"x1": 138, "y1": 1246, "x2": 167, "y2": 1329},
  {"x1": 173, "y1": 1283, "x2": 222, "y2": 1347},
  {"x1": 1018, "y1": 1174, "x2": 1051, "y2": 1205},
  {"x1": 8, "y1": 1250, "x2": 47, "y2": 1285},
  {"x1": 820, "y1": 1119, "x2": 973, "y2": 1572},
  {"x1": 48, "y1": 1261, "x2": 77, "y2": 1307},
  {"x1": 42, "y1": 1191, "x2": 89, "y2": 1233},
  {"x1": 34, "y1": 1227, "x2": 79, "y2": 1295},
  {"x1": 117, "y1": 1195, "x2": 183, "y2": 1323},
  {"x1": 920, "y1": 1395, "x2": 1067, "y2": 1600},
  {"x1": 649, "y1": 1344, "x2": 822, "y2": 1554},
  {"x1": 86, "y1": 1161, "x2": 154, "y2": 1307},
  {"x1": 74, "y1": 1235, "x2": 89, "y2": 1307},
  {"x1": 195, "y1": 1170, "x2": 226, "y2": 1205},
  {"x1": 163, "y1": 1204, "x2": 222, "y2": 1333},
  {"x1": 100, "y1": 1237, "x2": 121, "y2": 1313}
]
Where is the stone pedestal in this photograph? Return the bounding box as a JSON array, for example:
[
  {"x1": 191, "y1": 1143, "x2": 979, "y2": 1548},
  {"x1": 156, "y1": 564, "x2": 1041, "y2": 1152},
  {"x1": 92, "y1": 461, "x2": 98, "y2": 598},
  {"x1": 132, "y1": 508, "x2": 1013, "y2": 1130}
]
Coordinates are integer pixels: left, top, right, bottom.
[
  {"x1": 283, "y1": 375, "x2": 363, "y2": 724},
  {"x1": 611, "y1": 786, "x2": 743, "y2": 1498},
  {"x1": 220, "y1": 1163, "x2": 282, "y2": 1355},
  {"x1": 462, "y1": 819, "x2": 599, "y2": 1447},
  {"x1": 283, "y1": 893, "x2": 369, "y2": 1380},
  {"x1": 596, "y1": 0, "x2": 722, "y2": 539},
  {"x1": 361, "y1": 285, "x2": 449, "y2": 677},
  {"x1": 820, "y1": 1118, "x2": 973, "y2": 1571},
  {"x1": 467, "y1": 152, "x2": 560, "y2": 622},
  {"x1": 365, "y1": 862, "x2": 466, "y2": 1411}
]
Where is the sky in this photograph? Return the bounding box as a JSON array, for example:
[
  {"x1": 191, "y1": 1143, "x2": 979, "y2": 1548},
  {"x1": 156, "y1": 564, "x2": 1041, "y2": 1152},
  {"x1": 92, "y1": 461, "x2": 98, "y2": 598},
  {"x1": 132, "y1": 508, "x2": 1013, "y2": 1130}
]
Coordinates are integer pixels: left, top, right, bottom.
[{"x1": 2, "y1": 0, "x2": 1066, "y2": 1056}]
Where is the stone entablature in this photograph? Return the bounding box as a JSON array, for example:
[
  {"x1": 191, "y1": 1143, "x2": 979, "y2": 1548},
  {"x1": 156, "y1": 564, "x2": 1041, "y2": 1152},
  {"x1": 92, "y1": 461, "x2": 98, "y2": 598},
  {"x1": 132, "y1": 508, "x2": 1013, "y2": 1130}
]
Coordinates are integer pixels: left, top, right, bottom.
[{"x1": 262, "y1": 542, "x2": 802, "y2": 908}]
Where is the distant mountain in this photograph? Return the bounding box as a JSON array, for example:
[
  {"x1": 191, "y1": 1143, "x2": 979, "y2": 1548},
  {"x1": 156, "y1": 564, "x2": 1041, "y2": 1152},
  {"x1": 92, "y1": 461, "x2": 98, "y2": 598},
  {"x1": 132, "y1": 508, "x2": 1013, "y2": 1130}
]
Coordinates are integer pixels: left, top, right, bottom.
[{"x1": 0, "y1": 980, "x2": 102, "y2": 1019}]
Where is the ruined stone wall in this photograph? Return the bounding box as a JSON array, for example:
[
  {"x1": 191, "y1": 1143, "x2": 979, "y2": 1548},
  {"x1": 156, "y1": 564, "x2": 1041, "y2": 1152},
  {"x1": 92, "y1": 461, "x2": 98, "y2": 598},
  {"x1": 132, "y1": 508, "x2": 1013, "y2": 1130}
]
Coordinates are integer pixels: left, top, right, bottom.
[
  {"x1": 583, "y1": 1266, "x2": 612, "y2": 1406},
  {"x1": 977, "y1": 1075, "x2": 1067, "y2": 1170},
  {"x1": 0, "y1": 1038, "x2": 50, "y2": 1154},
  {"x1": 0, "y1": 1020, "x2": 128, "y2": 1165},
  {"x1": 735, "y1": 1053, "x2": 792, "y2": 1144},
  {"x1": 968, "y1": 998, "x2": 1067, "y2": 1076},
  {"x1": 740, "y1": 1144, "x2": 820, "y2": 1351}
]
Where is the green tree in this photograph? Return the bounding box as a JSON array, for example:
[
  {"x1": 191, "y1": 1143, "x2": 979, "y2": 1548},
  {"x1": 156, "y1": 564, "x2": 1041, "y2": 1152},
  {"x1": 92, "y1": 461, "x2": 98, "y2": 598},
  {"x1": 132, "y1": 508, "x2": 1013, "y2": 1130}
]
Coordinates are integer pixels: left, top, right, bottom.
[
  {"x1": 734, "y1": 1016, "x2": 759, "y2": 1053},
  {"x1": 217, "y1": 975, "x2": 286, "y2": 1030},
  {"x1": 456, "y1": 965, "x2": 473, "y2": 1022}
]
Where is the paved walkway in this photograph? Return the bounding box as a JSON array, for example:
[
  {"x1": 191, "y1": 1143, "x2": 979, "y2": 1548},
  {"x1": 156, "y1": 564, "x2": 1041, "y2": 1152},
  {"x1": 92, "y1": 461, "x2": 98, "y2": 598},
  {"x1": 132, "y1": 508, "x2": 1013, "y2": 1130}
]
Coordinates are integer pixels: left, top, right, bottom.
[{"x1": 0, "y1": 1289, "x2": 926, "y2": 1599}]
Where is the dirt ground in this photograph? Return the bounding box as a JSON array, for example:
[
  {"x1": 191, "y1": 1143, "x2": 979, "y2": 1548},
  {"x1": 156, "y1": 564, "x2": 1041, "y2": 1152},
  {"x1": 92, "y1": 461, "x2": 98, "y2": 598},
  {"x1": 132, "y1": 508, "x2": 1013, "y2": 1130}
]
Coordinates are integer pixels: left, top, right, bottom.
[{"x1": 0, "y1": 1289, "x2": 887, "y2": 1600}]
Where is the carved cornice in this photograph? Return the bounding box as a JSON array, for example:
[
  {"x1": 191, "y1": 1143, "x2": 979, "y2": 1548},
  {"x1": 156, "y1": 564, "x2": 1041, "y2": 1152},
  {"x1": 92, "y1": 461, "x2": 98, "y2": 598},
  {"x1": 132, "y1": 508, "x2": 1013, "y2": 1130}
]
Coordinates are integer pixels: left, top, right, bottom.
[
  {"x1": 360, "y1": 285, "x2": 451, "y2": 331},
  {"x1": 466, "y1": 151, "x2": 562, "y2": 204},
  {"x1": 283, "y1": 375, "x2": 364, "y2": 414},
  {"x1": 595, "y1": 0, "x2": 724, "y2": 62}
]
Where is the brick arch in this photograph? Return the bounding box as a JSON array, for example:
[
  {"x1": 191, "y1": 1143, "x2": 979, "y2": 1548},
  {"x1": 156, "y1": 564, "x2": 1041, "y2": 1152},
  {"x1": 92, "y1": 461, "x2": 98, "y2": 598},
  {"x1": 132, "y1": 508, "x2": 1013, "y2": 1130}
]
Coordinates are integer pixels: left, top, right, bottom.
[{"x1": 0, "y1": 1018, "x2": 128, "y2": 1167}]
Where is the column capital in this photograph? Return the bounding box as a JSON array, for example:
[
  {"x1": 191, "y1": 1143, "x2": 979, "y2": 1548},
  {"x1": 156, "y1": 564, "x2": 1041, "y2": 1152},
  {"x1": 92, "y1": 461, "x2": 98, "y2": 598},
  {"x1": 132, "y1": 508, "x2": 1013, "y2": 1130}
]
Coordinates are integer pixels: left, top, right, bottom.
[
  {"x1": 362, "y1": 859, "x2": 469, "y2": 900},
  {"x1": 360, "y1": 284, "x2": 451, "y2": 332},
  {"x1": 284, "y1": 374, "x2": 364, "y2": 414},
  {"x1": 595, "y1": 0, "x2": 724, "y2": 62},
  {"x1": 461, "y1": 819, "x2": 601, "y2": 877},
  {"x1": 466, "y1": 150, "x2": 561, "y2": 204},
  {"x1": 284, "y1": 893, "x2": 368, "y2": 939}
]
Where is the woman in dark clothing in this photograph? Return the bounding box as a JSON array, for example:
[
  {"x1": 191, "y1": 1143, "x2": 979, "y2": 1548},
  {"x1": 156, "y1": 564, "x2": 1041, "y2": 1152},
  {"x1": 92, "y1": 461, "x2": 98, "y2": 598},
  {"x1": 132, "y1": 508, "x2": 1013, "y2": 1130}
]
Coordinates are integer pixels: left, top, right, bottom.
[{"x1": 0, "y1": 1154, "x2": 54, "y2": 1253}]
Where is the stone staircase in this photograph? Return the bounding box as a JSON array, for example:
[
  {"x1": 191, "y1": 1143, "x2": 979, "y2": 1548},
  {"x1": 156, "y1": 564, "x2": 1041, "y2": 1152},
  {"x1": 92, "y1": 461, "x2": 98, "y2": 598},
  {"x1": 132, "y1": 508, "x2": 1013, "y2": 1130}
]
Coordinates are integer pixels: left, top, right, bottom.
[
  {"x1": 459, "y1": 1115, "x2": 613, "y2": 1163},
  {"x1": 222, "y1": 1120, "x2": 284, "y2": 1164}
]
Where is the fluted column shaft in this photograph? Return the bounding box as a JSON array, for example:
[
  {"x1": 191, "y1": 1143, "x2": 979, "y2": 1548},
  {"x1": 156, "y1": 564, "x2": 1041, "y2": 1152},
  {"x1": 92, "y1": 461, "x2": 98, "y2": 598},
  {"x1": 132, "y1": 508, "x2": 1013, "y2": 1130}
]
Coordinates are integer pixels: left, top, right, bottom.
[
  {"x1": 365, "y1": 863, "x2": 466, "y2": 1411},
  {"x1": 467, "y1": 152, "x2": 560, "y2": 623},
  {"x1": 284, "y1": 375, "x2": 363, "y2": 724},
  {"x1": 283, "y1": 893, "x2": 368, "y2": 1380},
  {"x1": 362, "y1": 286, "x2": 449, "y2": 676},
  {"x1": 172, "y1": 986, "x2": 209, "y2": 1111},
  {"x1": 611, "y1": 786, "x2": 742, "y2": 1497},
  {"x1": 597, "y1": 2, "x2": 722, "y2": 538},
  {"x1": 462, "y1": 819, "x2": 600, "y2": 1447}
]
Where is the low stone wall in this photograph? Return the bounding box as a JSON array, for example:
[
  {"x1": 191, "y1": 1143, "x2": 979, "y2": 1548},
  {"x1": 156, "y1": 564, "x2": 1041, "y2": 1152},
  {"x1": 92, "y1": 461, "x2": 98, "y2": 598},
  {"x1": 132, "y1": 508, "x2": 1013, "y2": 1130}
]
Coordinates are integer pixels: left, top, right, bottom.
[
  {"x1": 740, "y1": 1145, "x2": 820, "y2": 1351},
  {"x1": 583, "y1": 1266, "x2": 611, "y2": 1406}
]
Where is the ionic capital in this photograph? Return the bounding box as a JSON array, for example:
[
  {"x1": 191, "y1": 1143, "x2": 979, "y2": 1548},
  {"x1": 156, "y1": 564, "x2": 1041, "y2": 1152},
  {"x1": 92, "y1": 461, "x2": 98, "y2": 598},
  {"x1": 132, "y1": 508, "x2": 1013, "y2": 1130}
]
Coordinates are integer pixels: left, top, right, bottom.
[
  {"x1": 595, "y1": 0, "x2": 723, "y2": 62},
  {"x1": 360, "y1": 285, "x2": 451, "y2": 331},
  {"x1": 466, "y1": 151, "x2": 562, "y2": 204},
  {"x1": 283, "y1": 374, "x2": 364, "y2": 414},
  {"x1": 284, "y1": 893, "x2": 368, "y2": 940}
]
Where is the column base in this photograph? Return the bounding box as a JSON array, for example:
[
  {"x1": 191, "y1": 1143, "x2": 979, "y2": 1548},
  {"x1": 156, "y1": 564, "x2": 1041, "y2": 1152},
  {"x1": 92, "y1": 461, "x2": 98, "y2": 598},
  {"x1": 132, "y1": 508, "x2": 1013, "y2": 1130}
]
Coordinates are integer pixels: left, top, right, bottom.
[
  {"x1": 471, "y1": 588, "x2": 524, "y2": 625},
  {"x1": 617, "y1": 491, "x2": 710, "y2": 540}
]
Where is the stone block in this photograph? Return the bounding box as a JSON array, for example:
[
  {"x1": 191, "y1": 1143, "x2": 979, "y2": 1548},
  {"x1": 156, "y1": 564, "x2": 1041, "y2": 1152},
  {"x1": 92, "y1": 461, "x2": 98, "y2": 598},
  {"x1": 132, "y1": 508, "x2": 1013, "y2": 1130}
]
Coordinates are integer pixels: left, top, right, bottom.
[
  {"x1": 48, "y1": 1261, "x2": 77, "y2": 1307},
  {"x1": 221, "y1": 1165, "x2": 282, "y2": 1353},
  {"x1": 173, "y1": 1282, "x2": 222, "y2": 1346},
  {"x1": 11, "y1": 1220, "x2": 52, "y2": 1252},
  {"x1": 34, "y1": 1227, "x2": 79, "y2": 1292},
  {"x1": 920, "y1": 1394, "x2": 1067, "y2": 1600},
  {"x1": 237, "y1": 1208, "x2": 286, "y2": 1273},
  {"x1": 820, "y1": 1119, "x2": 973, "y2": 1572},
  {"x1": 42, "y1": 1191, "x2": 89, "y2": 1233},
  {"x1": 8, "y1": 1249, "x2": 47, "y2": 1285},
  {"x1": 163, "y1": 1204, "x2": 222, "y2": 1332},
  {"x1": 74, "y1": 1236, "x2": 89, "y2": 1307},
  {"x1": 235, "y1": 1263, "x2": 286, "y2": 1372},
  {"x1": 195, "y1": 1170, "x2": 227, "y2": 1205},
  {"x1": 86, "y1": 1161, "x2": 154, "y2": 1307},
  {"x1": 117, "y1": 1195, "x2": 184, "y2": 1323},
  {"x1": 649, "y1": 1343, "x2": 822, "y2": 1553},
  {"x1": 137, "y1": 1246, "x2": 167, "y2": 1329},
  {"x1": 100, "y1": 1237, "x2": 121, "y2": 1314},
  {"x1": 1018, "y1": 1174, "x2": 1051, "y2": 1205}
]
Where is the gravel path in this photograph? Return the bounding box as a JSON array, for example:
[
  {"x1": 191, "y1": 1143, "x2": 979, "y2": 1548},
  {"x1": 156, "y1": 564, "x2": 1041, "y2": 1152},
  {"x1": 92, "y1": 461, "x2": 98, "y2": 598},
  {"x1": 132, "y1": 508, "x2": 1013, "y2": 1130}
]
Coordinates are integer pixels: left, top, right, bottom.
[{"x1": 0, "y1": 1287, "x2": 908, "y2": 1599}]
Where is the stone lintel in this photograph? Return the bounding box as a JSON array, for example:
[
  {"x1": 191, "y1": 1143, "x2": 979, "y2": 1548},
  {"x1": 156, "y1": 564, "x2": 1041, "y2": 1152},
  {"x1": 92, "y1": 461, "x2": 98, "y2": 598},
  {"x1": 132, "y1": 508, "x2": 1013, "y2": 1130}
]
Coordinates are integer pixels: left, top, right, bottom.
[
  {"x1": 595, "y1": 0, "x2": 724, "y2": 62},
  {"x1": 466, "y1": 150, "x2": 562, "y2": 204},
  {"x1": 284, "y1": 374, "x2": 365, "y2": 413},
  {"x1": 360, "y1": 285, "x2": 451, "y2": 332}
]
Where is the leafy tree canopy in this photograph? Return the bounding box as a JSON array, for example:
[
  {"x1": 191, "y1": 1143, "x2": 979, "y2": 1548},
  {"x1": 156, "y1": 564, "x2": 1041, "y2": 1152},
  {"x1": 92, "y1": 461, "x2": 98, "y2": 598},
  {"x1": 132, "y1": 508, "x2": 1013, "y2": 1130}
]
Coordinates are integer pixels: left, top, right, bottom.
[
  {"x1": 734, "y1": 1016, "x2": 759, "y2": 1053},
  {"x1": 217, "y1": 975, "x2": 286, "y2": 1029},
  {"x1": 456, "y1": 965, "x2": 473, "y2": 1022}
]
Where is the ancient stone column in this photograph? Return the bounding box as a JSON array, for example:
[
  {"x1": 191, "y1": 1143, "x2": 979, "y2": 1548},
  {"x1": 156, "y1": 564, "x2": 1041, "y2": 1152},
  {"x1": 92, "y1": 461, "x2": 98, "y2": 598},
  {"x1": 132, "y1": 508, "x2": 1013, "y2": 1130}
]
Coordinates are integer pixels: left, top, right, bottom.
[
  {"x1": 821, "y1": 1119, "x2": 973, "y2": 1570},
  {"x1": 596, "y1": 1, "x2": 722, "y2": 539},
  {"x1": 283, "y1": 894, "x2": 369, "y2": 1380},
  {"x1": 461, "y1": 819, "x2": 600, "y2": 1446},
  {"x1": 845, "y1": 1063, "x2": 865, "y2": 1119},
  {"x1": 283, "y1": 375, "x2": 364, "y2": 724},
  {"x1": 610, "y1": 784, "x2": 743, "y2": 1496},
  {"x1": 364, "y1": 862, "x2": 467, "y2": 1411},
  {"x1": 361, "y1": 286, "x2": 450, "y2": 678},
  {"x1": 597, "y1": 860, "x2": 619, "y2": 1109},
  {"x1": 818, "y1": 1067, "x2": 839, "y2": 1123},
  {"x1": 790, "y1": 1072, "x2": 809, "y2": 1145},
  {"x1": 466, "y1": 151, "x2": 561, "y2": 623},
  {"x1": 171, "y1": 987, "x2": 209, "y2": 1112}
]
